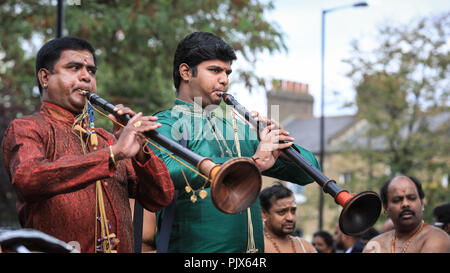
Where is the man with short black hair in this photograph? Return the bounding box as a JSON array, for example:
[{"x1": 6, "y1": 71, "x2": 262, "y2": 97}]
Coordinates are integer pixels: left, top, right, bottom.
[
  {"x1": 148, "y1": 32, "x2": 320, "y2": 253},
  {"x1": 2, "y1": 37, "x2": 174, "y2": 253},
  {"x1": 260, "y1": 182, "x2": 316, "y2": 253}
]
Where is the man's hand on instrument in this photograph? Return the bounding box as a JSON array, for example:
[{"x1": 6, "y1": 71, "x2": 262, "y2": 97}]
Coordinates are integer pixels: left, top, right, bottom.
[
  {"x1": 111, "y1": 112, "x2": 161, "y2": 162},
  {"x1": 250, "y1": 111, "x2": 283, "y2": 130},
  {"x1": 109, "y1": 104, "x2": 135, "y2": 139},
  {"x1": 252, "y1": 123, "x2": 294, "y2": 171}
]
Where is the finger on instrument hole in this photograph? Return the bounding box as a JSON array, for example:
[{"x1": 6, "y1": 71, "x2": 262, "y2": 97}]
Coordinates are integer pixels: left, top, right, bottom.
[
  {"x1": 116, "y1": 106, "x2": 135, "y2": 117},
  {"x1": 113, "y1": 104, "x2": 124, "y2": 115},
  {"x1": 278, "y1": 134, "x2": 295, "y2": 142},
  {"x1": 140, "y1": 115, "x2": 159, "y2": 122},
  {"x1": 127, "y1": 112, "x2": 142, "y2": 127},
  {"x1": 277, "y1": 141, "x2": 293, "y2": 149},
  {"x1": 279, "y1": 128, "x2": 290, "y2": 135},
  {"x1": 135, "y1": 121, "x2": 162, "y2": 132}
]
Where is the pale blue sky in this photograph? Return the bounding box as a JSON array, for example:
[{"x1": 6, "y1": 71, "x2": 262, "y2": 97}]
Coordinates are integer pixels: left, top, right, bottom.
[{"x1": 231, "y1": 0, "x2": 450, "y2": 118}]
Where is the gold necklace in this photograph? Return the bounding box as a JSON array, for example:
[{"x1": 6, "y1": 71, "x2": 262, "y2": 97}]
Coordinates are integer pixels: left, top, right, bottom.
[
  {"x1": 179, "y1": 161, "x2": 208, "y2": 203},
  {"x1": 391, "y1": 220, "x2": 424, "y2": 253},
  {"x1": 205, "y1": 114, "x2": 233, "y2": 157},
  {"x1": 264, "y1": 230, "x2": 296, "y2": 253}
]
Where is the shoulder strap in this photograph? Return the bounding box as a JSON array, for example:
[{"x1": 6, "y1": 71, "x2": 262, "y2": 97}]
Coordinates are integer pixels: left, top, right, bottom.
[
  {"x1": 156, "y1": 190, "x2": 178, "y2": 253},
  {"x1": 133, "y1": 200, "x2": 144, "y2": 253},
  {"x1": 156, "y1": 122, "x2": 188, "y2": 253}
]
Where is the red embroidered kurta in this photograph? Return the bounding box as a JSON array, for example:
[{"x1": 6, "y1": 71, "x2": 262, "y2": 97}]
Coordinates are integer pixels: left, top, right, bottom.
[{"x1": 1, "y1": 102, "x2": 174, "y2": 253}]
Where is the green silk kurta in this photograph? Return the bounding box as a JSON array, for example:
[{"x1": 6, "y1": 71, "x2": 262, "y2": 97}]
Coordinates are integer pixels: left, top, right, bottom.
[{"x1": 151, "y1": 99, "x2": 320, "y2": 253}]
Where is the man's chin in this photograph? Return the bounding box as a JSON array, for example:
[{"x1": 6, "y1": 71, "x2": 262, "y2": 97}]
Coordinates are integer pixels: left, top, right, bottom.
[
  {"x1": 203, "y1": 100, "x2": 221, "y2": 110},
  {"x1": 210, "y1": 96, "x2": 222, "y2": 105},
  {"x1": 396, "y1": 217, "x2": 419, "y2": 229},
  {"x1": 70, "y1": 100, "x2": 87, "y2": 114}
]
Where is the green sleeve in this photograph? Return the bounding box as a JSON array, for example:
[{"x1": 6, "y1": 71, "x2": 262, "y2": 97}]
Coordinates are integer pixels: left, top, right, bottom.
[
  {"x1": 262, "y1": 144, "x2": 321, "y2": 186},
  {"x1": 148, "y1": 113, "x2": 199, "y2": 190}
]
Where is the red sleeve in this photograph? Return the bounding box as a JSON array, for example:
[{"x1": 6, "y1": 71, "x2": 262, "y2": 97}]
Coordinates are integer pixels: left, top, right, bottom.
[
  {"x1": 2, "y1": 119, "x2": 113, "y2": 203},
  {"x1": 130, "y1": 146, "x2": 174, "y2": 212}
]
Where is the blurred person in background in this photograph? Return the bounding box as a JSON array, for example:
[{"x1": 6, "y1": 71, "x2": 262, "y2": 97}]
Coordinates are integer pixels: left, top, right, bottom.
[{"x1": 312, "y1": 230, "x2": 335, "y2": 253}]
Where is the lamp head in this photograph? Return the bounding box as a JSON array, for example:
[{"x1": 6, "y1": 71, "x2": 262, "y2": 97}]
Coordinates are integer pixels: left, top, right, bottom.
[{"x1": 353, "y1": 1, "x2": 368, "y2": 7}]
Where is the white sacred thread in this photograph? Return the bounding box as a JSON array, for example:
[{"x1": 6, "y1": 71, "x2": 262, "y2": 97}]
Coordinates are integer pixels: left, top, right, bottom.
[
  {"x1": 364, "y1": 241, "x2": 381, "y2": 253},
  {"x1": 67, "y1": 241, "x2": 81, "y2": 253}
]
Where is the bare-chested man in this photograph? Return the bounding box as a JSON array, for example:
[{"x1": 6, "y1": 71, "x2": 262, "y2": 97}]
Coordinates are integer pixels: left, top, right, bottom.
[
  {"x1": 260, "y1": 182, "x2": 316, "y2": 253},
  {"x1": 364, "y1": 176, "x2": 450, "y2": 253}
]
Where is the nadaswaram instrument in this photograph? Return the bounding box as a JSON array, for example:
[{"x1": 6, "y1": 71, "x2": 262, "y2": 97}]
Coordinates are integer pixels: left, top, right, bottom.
[
  {"x1": 81, "y1": 91, "x2": 262, "y2": 214},
  {"x1": 222, "y1": 93, "x2": 382, "y2": 236}
]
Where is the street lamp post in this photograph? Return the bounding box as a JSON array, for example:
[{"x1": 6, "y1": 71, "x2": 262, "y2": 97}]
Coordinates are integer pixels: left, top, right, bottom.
[
  {"x1": 318, "y1": 1, "x2": 368, "y2": 231},
  {"x1": 56, "y1": 0, "x2": 64, "y2": 38}
]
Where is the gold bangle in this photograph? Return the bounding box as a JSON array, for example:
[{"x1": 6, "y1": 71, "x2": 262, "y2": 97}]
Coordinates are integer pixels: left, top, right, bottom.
[{"x1": 109, "y1": 145, "x2": 117, "y2": 167}]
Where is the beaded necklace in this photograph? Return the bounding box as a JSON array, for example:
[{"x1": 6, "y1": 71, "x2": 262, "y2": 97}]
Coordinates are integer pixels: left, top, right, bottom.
[
  {"x1": 391, "y1": 220, "x2": 424, "y2": 253},
  {"x1": 264, "y1": 229, "x2": 297, "y2": 253},
  {"x1": 173, "y1": 104, "x2": 232, "y2": 203}
]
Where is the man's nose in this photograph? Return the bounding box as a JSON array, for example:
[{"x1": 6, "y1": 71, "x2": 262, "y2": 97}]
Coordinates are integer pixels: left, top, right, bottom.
[
  {"x1": 79, "y1": 67, "x2": 92, "y2": 82},
  {"x1": 400, "y1": 198, "x2": 410, "y2": 208},
  {"x1": 218, "y1": 72, "x2": 228, "y2": 86},
  {"x1": 286, "y1": 211, "x2": 295, "y2": 221}
]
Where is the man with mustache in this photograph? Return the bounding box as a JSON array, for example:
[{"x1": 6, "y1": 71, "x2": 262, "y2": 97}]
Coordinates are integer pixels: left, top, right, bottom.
[
  {"x1": 363, "y1": 176, "x2": 450, "y2": 253},
  {"x1": 2, "y1": 37, "x2": 174, "y2": 252},
  {"x1": 260, "y1": 182, "x2": 316, "y2": 253}
]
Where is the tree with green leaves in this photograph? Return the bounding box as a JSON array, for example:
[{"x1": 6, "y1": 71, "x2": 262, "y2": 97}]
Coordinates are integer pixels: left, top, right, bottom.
[
  {"x1": 344, "y1": 12, "x2": 450, "y2": 222},
  {"x1": 0, "y1": 0, "x2": 286, "y2": 226}
]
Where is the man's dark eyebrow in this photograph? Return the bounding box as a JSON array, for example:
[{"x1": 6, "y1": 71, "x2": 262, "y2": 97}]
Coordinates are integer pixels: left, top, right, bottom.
[
  {"x1": 66, "y1": 61, "x2": 97, "y2": 69},
  {"x1": 207, "y1": 65, "x2": 232, "y2": 74}
]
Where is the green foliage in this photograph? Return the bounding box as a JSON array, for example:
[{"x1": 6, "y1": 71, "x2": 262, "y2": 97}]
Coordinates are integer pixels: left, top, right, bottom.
[
  {"x1": 344, "y1": 12, "x2": 450, "y2": 222},
  {"x1": 61, "y1": 0, "x2": 286, "y2": 113}
]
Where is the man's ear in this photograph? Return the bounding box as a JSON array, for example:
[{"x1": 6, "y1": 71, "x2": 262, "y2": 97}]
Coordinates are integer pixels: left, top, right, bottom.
[
  {"x1": 38, "y1": 68, "x2": 51, "y2": 90},
  {"x1": 261, "y1": 209, "x2": 269, "y2": 222},
  {"x1": 179, "y1": 63, "x2": 192, "y2": 81},
  {"x1": 383, "y1": 204, "x2": 390, "y2": 217}
]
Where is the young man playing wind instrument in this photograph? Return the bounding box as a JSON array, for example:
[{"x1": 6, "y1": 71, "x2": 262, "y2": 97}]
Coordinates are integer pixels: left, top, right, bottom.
[{"x1": 146, "y1": 32, "x2": 320, "y2": 253}]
